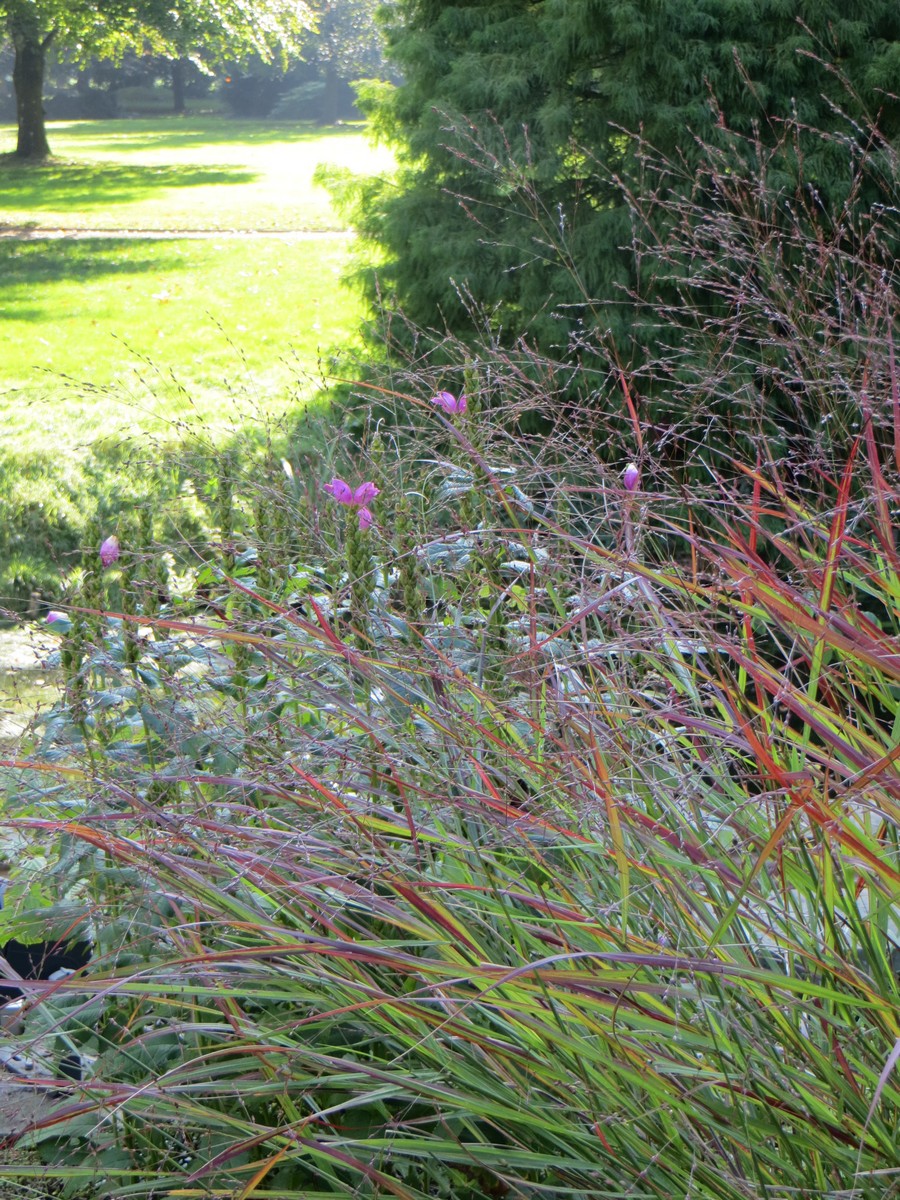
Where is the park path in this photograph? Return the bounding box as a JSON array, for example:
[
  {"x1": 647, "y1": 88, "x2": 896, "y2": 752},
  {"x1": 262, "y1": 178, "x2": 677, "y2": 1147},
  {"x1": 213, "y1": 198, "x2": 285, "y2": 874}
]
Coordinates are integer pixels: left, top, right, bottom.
[{"x1": 0, "y1": 225, "x2": 352, "y2": 240}]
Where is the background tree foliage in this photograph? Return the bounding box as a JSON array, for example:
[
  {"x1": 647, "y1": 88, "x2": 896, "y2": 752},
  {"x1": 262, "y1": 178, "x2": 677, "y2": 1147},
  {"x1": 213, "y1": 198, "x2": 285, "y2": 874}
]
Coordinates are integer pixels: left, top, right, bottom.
[
  {"x1": 1, "y1": 0, "x2": 313, "y2": 156},
  {"x1": 308, "y1": 0, "x2": 393, "y2": 123},
  {"x1": 349, "y1": 0, "x2": 900, "y2": 357}
]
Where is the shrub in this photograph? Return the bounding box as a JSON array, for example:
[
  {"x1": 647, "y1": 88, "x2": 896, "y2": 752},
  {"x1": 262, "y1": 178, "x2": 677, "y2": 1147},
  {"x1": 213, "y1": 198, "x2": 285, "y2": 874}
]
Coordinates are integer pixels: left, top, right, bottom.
[
  {"x1": 269, "y1": 79, "x2": 326, "y2": 120},
  {"x1": 270, "y1": 79, "x2": 360, "y2": 123},
  {"x1": 328, "y1": 98, "x2": 900, "y2": 472}
]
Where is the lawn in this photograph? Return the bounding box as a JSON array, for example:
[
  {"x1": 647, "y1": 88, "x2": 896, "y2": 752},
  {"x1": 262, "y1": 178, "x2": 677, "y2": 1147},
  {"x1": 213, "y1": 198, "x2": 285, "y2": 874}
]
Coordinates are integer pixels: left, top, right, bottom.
[
  {"x1": 0, "y1": 118, "x2": 394, "y2": 231},
  {"x1": 0, "y1": 118, "x2": 390, "y2": 421},
  {"x1": 0, "y1": 234, "x2": 356, "y2": 443},
  {"x1": 0, "y1": 117, "x2": 392, "y2": 608}
]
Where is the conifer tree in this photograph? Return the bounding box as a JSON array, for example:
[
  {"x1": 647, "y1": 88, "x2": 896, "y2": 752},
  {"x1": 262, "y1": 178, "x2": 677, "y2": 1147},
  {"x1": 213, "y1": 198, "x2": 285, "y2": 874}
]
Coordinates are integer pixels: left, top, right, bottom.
[{"x1": 350, "y1": 0, "x2": 900, "y2": 353}]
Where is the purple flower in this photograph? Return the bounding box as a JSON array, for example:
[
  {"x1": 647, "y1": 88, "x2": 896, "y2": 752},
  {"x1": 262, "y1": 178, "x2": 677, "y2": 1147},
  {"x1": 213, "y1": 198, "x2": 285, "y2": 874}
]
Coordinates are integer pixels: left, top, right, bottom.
[
  {"x1": 623, "y1": 463, "x2": 640, "y2": 493},
  {"x1": 99, "y1": 535, "x2": 120, "y2": 567},
  {"x1": 46, "y1": 610, "x2": 66, "y2": 624},
  {"x1": 324, "y1": 477, "x2": 380, "y2": 507},
  {"x1": 323, "y1": 477, "x2": 379, "y2": 529},
  {"x1": 324, "y1": 477, "x2": 353, "y2": 504},
  {"x1": 431, "y1": 390, "x2": 467, "y2": 415},
  {"x1": 351, "y1": 481, "x2": 379, "y2": 506}
]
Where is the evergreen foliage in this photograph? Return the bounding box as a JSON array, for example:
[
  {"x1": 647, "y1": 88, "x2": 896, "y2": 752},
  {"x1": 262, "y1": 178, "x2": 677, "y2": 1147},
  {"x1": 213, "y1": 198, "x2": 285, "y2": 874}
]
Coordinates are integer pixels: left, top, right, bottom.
[{"x1": 347, "y1": 0, "x2": 900, "y2": 355}]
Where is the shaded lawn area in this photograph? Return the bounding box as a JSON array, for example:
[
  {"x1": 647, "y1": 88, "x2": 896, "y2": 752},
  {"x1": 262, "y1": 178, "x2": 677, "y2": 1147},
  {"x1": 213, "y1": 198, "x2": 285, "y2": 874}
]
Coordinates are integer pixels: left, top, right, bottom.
[
  {"x1": 0, "y1": 160, "x2": 256, "y2": 217},
  {"x1": 0, "y1": 118, "x2": 394, "y2": 232}
]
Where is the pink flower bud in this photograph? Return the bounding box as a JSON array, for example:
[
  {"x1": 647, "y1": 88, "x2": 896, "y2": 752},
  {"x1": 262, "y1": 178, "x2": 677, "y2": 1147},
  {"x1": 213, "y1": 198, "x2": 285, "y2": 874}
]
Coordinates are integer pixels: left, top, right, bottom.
[
  {"x1": 623, "y1": 463, "x2": 640, "y2": 492},
  {"x1": 99, "y1": 535, "x2": 120, "y2": 567},
  {"x1": 357, "y1": 506, "x2": 374, "y2": 531}
]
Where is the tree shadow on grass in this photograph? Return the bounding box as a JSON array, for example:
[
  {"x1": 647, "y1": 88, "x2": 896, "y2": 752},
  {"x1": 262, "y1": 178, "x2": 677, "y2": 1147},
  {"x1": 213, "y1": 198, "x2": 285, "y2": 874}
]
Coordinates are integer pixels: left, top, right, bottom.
[
  {"x1": 0, "y1": 237, "x2": 194, "y2": 319},
  {"x1": 0, "y1": 158, "x2": 256, "y2": 215}
]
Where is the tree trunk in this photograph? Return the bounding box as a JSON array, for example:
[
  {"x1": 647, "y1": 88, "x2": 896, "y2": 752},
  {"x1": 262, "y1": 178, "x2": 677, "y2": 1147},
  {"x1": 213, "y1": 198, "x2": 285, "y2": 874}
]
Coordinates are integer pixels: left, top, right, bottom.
[
  {"x1": 12, "y1": 31, "x2": 54, "y2": 160},
  {"x1": 171, "y1": 57, "x2": 187, "y2": 115},
  {"x1": 319, "y1": 62, "x2": 340, "y2": 126}
]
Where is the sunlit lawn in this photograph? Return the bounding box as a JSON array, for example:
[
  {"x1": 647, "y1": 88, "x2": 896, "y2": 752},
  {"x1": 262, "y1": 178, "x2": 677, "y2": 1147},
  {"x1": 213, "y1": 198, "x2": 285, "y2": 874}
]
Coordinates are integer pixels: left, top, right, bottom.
[
  {"x1": 0, "y1": 118, "x2": 394, "y2": 231},
  {"x1": 0, "y1": 234, "x2": 357, "y2": 445},
  {"x1": 0, "y1": 117, "x2": 391, "y2": 605},
  {"x1": 0, "y1": 118, "x2": 391, "y2": 435}
]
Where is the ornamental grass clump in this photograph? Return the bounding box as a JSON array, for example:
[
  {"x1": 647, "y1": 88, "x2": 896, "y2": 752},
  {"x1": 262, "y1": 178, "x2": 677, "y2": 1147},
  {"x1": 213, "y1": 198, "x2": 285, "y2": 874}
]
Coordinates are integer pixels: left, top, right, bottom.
[{"x1": 0, "y1": 115, "x2": 899, "y2": 1199}]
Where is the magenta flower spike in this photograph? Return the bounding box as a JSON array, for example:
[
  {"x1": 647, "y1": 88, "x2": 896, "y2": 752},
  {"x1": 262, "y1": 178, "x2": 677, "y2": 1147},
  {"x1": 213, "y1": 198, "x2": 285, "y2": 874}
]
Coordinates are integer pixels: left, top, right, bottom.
[
  {"x1": 99, "y1": 535, "x2": 120, "y2": 567},
  {"x1": 324, "y1": 477, "x2": 379, "y2": 529},
  {"x1": 431, "y1": 390, "x2": 467, "y2": 415},
  {"x1": 623, "y1": 463, "x2": 640, "y2": 493}
]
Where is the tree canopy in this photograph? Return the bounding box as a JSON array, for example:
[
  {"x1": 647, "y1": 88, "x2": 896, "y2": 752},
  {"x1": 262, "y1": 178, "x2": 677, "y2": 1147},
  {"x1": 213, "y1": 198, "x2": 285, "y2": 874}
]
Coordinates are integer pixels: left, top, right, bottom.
[
  {"x1": 1, "y1": 0, "x2": 314, "y2": 156},
  {"x1": 139, "y1": 0, "x2": 312, "y2": 66},
  {"x1": 348, "y1": 0, "x2": 900, "y2": 354}
]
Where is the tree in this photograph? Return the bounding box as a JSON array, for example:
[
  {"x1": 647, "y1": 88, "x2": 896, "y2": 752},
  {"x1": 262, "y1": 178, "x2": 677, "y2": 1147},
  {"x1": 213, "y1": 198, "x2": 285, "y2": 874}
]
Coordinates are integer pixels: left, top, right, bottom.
[
  {"x1": 141, "y1": 0, "x2": 312, "y2": 115},
  {"x1": 304, "y1": 0, "x2": 391, "y2": 124},
  {"x1": 1, "y1": 0, "x2": 313, "y2": 159},
  {"x1": 348, "y1": 0, "x2": 900, "y2": 354}
]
